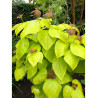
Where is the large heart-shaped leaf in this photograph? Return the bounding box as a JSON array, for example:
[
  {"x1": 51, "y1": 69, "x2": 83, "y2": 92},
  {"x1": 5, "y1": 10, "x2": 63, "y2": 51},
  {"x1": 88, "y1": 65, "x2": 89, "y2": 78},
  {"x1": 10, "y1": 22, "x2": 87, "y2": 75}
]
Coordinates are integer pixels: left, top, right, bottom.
[
  {"x1": 27, "y1": 65, "x2": 37, "y2": 79},
  {"x1": 42, "y1": 45, "x2": 56, "y2": 63},
  {"x1": 43, "y1": 79, "x2": 62, "y2": 98},
  {"x1": 12, "y1": 22, "x2": 28, "y2": 35},
  {"x1": 68, "y1": 35, "x2": 77, "y2": 43},
  {"x1": 14, "y1": 65, "x2": 26, "y2": 81},
  {"x1": 38, "y1": 30, "x2": 56, "y2": 51},
  {"x1": 57, "y1": 24, "x2": 72, "y2": 30},
  {"x1": 33, "y1": 68, "x2": 47, "y2": 84},
  {"x1": 40, "y1": 18, "x2": 52, "y2": 28},
  {"x1": 49, "y1": 27, "x2": 69, "y2": 42},
  {"x1": 55, "y1": 40, "x2": 69, "y2": 58},
  {"x1": 27, "y1": 41, "x2": 41, "y2": 53},
  {"x1": 26, "y1": 34, "x2": 38, "y2": 42},
  {"x1": 63, "y1": 85, "x2": 73, "y2": 98},
  {"x1": 64, "y1": 50, "x2": 80, "y2": 70},
  {"x1": 27, "y1": 52, "x2": 43, "y2": 67},
  {"x1": 70, "y1": 42, "x2": 85, "y2": 59},
  {"x1": 16, "y1": 38, "x2": 29, "y2": 60},
  {"x1": 20, "y1": 20, "x2": 41, "y2": 39},
  {"x1": 71, "y1": 88, "x2": 84, "y2": 98},
  {"x1": 57, "y1": 73, "x2": 72, "y2": 84},
  {"x1": 52, "y1": 57, "x2": 67, "y2": 81}
]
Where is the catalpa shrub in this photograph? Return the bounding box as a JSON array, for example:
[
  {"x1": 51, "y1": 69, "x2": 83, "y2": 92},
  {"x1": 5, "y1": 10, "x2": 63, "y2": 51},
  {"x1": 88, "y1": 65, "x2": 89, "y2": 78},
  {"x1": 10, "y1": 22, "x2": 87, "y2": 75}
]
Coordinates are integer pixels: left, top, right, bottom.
[{"x1": 12, "y1": 18, "x2": 85, "y2": 98}]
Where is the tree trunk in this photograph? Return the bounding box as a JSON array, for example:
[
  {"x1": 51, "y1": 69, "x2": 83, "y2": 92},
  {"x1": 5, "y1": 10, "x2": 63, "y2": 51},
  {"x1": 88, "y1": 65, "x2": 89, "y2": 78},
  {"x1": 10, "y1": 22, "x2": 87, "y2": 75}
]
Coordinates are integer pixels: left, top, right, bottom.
[
  {"x1": 66, "y1": 0, "x2": 69, "y2": 24},
  {"x1": 72, "y1": 0, "x2": 75, "y2": 24},
  {"x1": 29, "y1": 0, "x2": 31, "y2": 3},
  {"x1": 79, "y1": 0, "x2": 85, "y2": 31}
]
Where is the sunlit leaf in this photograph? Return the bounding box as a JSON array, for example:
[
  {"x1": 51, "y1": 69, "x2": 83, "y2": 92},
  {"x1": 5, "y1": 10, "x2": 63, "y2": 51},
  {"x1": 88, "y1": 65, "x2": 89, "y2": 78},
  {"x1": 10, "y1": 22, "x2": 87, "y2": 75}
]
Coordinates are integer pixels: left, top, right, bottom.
[
  {"x1": 14, "y1": 65, "x2": 26, "y2": 81},
  {"x1": 68, "y1": 35, "x2": 77, "y2": 43},
  {"x1": 43, "y1": 79, "x2": 62, "y2": 98},
  {"x1": 72, "y1": 79, "x2": 83, "y2": 91},
  {"x1": 63, "y1": 85, "x2": 73, "y2": 98},
  {"x1": 16, "y1": 38, "x2": 29, "y2": 60},
  {"x1": 64, "y1": 50, "x2": 80, "y2": 70},
  {"x1": 27, "y1": 64, "x2": 37, "y2": 79},
  {"x1": 71, "y1": 88, "x2": 84, "y2": 98},
  {"x1": 42, "y1": 45, "x2": 56, "y2": 63},
  {"x1": 49, "y1": 27, "x2": 69, "y2": 42},
  {"x1": 33, "y1": 68, "x2": 47, "y2": 84},
  {"x1": 13, "y1": 22, "x2": 28, "y2": 35},
  {"x1": 27, "y1": 52, "x2": 43, "y2": 67},
  {"x1": 55, "y1": 40, "x2": 69, "y2": 58},
  {"x1": 52, "y1": 57, "x2": 67, "y2": 81},
  {"x1": 20, "y1": 20, "x2": 41, "y2": 39},
  {"x1": 26, "y1": 34, "x2": 38, "y2": 42},
  {"x1": 57, "y1": 73, "x2": 72, "y2": 84},
  {"x1": 31, "y1": 86, "x2": 40, "y2": 95},
  {"x1": 57, "y1": 24, "x2": 72, "y2": 30},
  {"x1": 40, "y1": 18, "x2": 52, "y2": 28},
  {"x1": 70, "y1": 42, "x2": 85, "y2": 59},
  {"x1": 38, "y1": 30, "x2": 56, "y2": 51}
]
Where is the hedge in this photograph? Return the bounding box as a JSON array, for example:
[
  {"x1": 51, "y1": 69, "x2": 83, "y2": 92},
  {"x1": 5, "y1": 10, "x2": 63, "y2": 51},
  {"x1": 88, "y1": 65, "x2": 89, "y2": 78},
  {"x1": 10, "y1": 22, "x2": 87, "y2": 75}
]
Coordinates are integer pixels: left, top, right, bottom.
[
  {"x1": 12, "y1": 3, "x2": 35, "y2": 26},
  {"x1": 12, "y1": 3, "x2": 36, "y2": 55}
]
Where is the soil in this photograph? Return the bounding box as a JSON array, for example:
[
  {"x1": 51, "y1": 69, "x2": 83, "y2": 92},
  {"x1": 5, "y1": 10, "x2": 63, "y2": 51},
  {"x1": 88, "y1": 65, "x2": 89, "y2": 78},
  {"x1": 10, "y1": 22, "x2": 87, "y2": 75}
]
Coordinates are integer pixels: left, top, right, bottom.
[
  {"x1": 12, "y1": 74, "x2": 85, "y2": 98},
  {"x1": 12, "y1": 80, "x2": 35, "y2": 98}
]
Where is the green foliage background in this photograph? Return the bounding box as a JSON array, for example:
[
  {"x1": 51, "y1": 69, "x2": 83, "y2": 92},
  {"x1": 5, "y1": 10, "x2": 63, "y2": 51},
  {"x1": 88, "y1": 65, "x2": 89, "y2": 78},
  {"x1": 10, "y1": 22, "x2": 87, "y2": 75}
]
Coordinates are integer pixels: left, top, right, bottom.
[
  {"x1": 12, "y1": 3, "x2": 35, "y2": 55},
  {"x1": 12, "y1": 3, "x2": 35, "y2": 26}
]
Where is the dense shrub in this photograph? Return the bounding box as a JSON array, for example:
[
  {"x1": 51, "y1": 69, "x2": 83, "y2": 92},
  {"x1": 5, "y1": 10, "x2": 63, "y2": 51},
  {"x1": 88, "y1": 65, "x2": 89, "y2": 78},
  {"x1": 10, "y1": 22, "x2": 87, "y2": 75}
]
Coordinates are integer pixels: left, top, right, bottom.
[{"x1": 12, "y1": 3, "x2": 35, "y2": 26}]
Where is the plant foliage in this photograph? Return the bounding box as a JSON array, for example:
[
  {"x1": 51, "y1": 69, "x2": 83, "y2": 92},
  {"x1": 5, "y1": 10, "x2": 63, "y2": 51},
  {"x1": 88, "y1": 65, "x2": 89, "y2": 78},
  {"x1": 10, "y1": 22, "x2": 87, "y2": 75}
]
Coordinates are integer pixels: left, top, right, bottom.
[{"x1": 12, "y1": 18, "x2": 85, "y2": 98}]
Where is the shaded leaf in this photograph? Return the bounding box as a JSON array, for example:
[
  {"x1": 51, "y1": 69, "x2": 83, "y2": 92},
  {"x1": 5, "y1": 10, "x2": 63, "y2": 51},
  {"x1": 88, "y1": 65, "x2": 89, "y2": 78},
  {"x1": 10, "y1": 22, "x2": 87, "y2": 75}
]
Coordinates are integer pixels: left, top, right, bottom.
[
  {"x1": 16, "y1": 59, "x2": 24, "y2": 68},
  {"x1": 81, "y1": 34, "x2": 85, "y2": 46},
  {"x1": 38, "y1": 59, "x2": 49, "y2": 70},
  {"x1": 74, "y1": 60, "x2": 85, "y2": 73}
]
